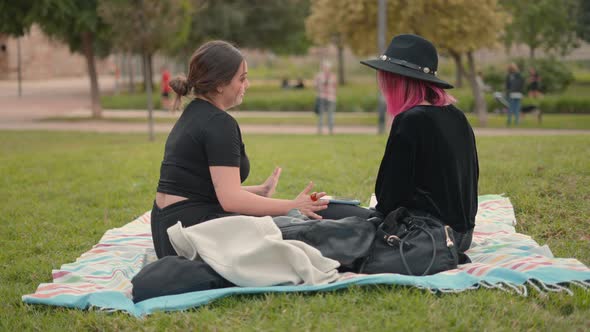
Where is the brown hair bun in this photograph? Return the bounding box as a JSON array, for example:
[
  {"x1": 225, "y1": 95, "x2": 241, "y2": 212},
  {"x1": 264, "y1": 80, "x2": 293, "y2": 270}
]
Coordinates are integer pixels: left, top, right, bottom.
[{"x1": 169, "y1": 76, "x2": 189, "y2": 96}]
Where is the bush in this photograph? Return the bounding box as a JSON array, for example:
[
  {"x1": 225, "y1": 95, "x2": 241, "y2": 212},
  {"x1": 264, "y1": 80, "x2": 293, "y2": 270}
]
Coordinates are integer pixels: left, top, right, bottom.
[
  {"x1": 538, "y1": 96, "x2": 590, "y2": 114},
  {"x1": 238, "y1": 84, "x2": 378, "y2": 112},
  {"x1": 481, "y1": 66, "x2": 506, "y2": 92},
  {"x1": 100, "y1": 92, "x2": 162, "y2": 110},
  {"x1": 482, "y1": 58, "x2": 575, "y2": 94},
  {"x1": 101, "y1": 83, "x2": 590, "y2": 114},
  {"x1": 515, "y1": 57, "x2": 575, "y2": 93},
  {"x1": 573, "y1": 72, "x2": 590, "y2": 85},
  {"x1": 457, "y1": 94, "x2": 590, "y2": 114}
]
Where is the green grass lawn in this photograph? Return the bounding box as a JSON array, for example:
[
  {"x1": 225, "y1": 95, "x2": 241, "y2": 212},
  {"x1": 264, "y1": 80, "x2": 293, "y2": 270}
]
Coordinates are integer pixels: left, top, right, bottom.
[
  {"x1": 42, "y1": 113, "x2": 590, "y2": 130},
  {"x1": 1, "y1": 132, "x2": 589, "y2": 330}
]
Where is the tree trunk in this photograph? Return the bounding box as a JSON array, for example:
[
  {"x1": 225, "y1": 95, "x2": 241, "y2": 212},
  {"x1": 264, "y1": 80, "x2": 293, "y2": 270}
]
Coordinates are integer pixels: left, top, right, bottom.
[
  {"x1": 114, "y1": 52, "x2": 121, "y2": 95},
  {"x1": 465, "y1": 51, "x2": 487, "y2": 127},
  {"x1": 335, "y1": 34, "x2": 346, "y2": 86},
  {"x1": 17, "y1": 37, "x2": 22, "y2": 97},
  {"x1": 529, "y1": 46, "x2": 536, "y2": 60},
  {"x1": 449, "y1": 51, "x2": 463, "y2": 88},
  {"x1": 144, "y1": 52, "x2": 155, "y2": 141},
  {"x1": 81, "y1": 31, "x2": 102, "y2": 118},
  {"x1": 141, "y1": 53, "x2": 147, "y2": 92},
  {"x1": 127, "y1": 53, "x2": 135, "y2": 93}
]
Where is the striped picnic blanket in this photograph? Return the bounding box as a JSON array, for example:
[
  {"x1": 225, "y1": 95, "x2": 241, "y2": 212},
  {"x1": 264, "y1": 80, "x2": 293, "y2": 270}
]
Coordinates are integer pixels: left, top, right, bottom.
[{"x1": 22, "y1": 195, "x2": 590, "y2": 317}]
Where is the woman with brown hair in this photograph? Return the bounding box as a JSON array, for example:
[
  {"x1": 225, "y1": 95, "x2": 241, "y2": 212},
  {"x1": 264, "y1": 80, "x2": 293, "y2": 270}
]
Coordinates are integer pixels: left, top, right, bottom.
[{"x1": 152, "y1": 40, "x2": 328, "y2": 258}]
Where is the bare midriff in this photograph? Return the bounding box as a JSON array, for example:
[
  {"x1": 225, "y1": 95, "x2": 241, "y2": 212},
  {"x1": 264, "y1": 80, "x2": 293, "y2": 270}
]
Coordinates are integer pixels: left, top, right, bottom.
[{"x1": 155, "y1": 192, "x2": 189, "y2": 209}]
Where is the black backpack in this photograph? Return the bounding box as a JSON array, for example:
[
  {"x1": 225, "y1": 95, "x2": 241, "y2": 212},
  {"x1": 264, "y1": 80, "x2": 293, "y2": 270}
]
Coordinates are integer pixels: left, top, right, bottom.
[{"x1": 359, "y1": 207, "x2": 459, "y2": 276}]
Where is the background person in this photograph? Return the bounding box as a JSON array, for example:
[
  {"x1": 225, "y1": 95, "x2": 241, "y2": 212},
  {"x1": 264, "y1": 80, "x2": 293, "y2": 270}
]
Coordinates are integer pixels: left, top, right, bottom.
[
  {"x1": 294, "y1": 78, "x2": 305, "y2": 89},
  {"x1": 153, "y1": 40, "x2": 328, "y2": 258},
  {"x1": 281, "y1": 77, "x2": 290, "y2": 89},
  {"x1": 314, "y1": 60, "x2": 337, "y2": 135},
  {"x1": 505, "y1": 63, "x2": 524, "y2": 126},
  {"x1": 527, "y1": 66, "x2": 543, "y2": 98},
  {"x1": 160, "y1": 66, "x2": 172, "y2": 111}
]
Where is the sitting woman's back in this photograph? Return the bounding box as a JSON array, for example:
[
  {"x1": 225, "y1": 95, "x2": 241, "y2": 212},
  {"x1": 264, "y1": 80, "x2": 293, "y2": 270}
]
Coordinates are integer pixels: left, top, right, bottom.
[{"x1": 375, "y1": 104, "x2": 478, "y2": 233}]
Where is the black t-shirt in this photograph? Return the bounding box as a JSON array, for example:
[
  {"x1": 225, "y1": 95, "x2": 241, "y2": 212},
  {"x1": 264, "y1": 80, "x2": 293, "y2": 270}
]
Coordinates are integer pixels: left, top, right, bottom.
[
  {"x1": 375, "y1": 105, "x2": 479, "y2": 233},
  {"x1": 157, "y1": 98, "x2": 250, "y2": 214}
]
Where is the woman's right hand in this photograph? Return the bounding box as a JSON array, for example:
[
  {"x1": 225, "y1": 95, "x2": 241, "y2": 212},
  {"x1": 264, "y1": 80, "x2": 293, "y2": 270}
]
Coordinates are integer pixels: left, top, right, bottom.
[
  {"x1": 293, "y1": 181, "x2": 329, "y2": 219},
  {"x1": 260, "y1": 167, "x2": 282, "y2": 197}
]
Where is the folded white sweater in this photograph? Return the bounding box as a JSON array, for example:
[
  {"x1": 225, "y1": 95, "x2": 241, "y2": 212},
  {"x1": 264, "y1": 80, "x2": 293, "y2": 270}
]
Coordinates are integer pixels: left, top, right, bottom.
[{"x1": 167, "y1": 215, "x2": 341, "y2": 287}]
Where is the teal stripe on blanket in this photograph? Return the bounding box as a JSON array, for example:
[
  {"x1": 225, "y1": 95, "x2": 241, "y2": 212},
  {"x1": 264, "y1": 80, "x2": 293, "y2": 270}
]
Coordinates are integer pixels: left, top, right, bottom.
[
  {"x1": 23, "y1": 292, "x2": 139, "y2": 315},
  {"x1": 22, "y1": 195, "x2": 590, "y2": 317}
]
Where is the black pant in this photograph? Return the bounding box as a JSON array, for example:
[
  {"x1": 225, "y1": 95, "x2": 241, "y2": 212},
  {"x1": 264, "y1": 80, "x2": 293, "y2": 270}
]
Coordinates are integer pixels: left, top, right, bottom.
[
  {"x1": 151, "y1": 200, "x2": 233, "y2": 259},
  {"x1": 318, "y1": 204, "x2": 473, "y2": 264},
  {"x1": 451, "y1": 228, "x2": 473, "y2": 264}
]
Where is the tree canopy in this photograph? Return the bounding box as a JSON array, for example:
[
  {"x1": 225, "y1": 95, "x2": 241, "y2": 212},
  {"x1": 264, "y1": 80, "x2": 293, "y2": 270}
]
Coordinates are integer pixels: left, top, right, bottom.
[
  {"x1": 306, "y1": 0, "x2": 509, "y2": 125},
  {"x1": 576, "y1": 0, "x2": 590, "y2": 43},
  {"x1": 306, "y1": 0, "x2": 378, "y2": 55},
  {"x1": 179, "y1": 0, "x2": 311, "y2": 57},
  {"x1": 399, "y1": 0, "x2": 509, "y2": 55},
  {"x1": 29, "y1": 0, "x2": 112, "y2": 57},
  {"x1": 307, "y1": 0, "x2": 508, "y2": 56},
  {"x1": 98, "y1": 0, "x2": 190, "y2": 56},
  {"x1": 20, "y1": 0, "x2": 114, "y2": 117},
  {"x1": 0, "y1": 0, "x2": 35, "y2": 37},
  {"x1": 502, "y1": 0, "x2": 580, "y2": 59},
  {"x1": 99, "y1": 0, "x2": 192, "y2": 140}
]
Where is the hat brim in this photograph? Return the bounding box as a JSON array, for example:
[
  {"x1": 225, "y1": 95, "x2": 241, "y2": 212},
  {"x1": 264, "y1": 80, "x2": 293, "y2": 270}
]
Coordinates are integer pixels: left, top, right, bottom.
[{"x1": 361, "y1": 59, "x2": 454, "y2": 89}]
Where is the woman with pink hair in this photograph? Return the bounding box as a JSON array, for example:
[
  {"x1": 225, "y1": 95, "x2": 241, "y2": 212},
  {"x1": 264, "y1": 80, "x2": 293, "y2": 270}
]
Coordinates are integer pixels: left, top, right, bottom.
[
  {"x1": 365, "y1": 34, "x2": 478, "y2": 262},
  {"x1": 320, "y1": 34, "x2": 479, "y2": 263}
]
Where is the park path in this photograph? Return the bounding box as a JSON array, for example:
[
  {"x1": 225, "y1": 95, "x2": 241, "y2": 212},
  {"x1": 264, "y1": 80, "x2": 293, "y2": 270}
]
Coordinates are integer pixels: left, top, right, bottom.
[{"x1": 1, "y1": 76, "x2": 589, "y2": 136}]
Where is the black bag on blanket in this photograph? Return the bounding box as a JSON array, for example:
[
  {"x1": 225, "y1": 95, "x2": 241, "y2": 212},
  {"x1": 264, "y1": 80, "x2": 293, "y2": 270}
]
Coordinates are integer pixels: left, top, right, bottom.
[
  {"x1": 359, "y1": 207, "x2": 459, "y2": 276},
  {"x1": 273, "y1": 213, "x2": 378, "y2": 272},
  {"x1": 131, "y1": 256, "x2": 234, "y2": 303}
]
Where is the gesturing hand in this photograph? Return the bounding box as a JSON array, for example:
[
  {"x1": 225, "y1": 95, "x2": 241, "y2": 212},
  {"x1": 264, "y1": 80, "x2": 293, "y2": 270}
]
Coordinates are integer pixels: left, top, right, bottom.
[
  {"x1": 261, "y1": 167, "x2": 282, "y2": 197},
  {"x1": 294, "y1": 181, "x2": 328, "y2": 219}
]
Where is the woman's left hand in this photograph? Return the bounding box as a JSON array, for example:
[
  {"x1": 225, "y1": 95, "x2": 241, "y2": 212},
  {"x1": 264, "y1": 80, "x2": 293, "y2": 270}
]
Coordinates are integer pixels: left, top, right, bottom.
[{"x1": 260, "y1": 167, "x2": 282, "y2": 197}]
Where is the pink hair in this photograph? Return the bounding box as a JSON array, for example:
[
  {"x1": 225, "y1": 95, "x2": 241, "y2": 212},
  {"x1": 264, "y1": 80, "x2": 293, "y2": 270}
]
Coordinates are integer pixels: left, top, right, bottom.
[{"x1": 377, "y1": 71, "x2": 456, "y2": 117}]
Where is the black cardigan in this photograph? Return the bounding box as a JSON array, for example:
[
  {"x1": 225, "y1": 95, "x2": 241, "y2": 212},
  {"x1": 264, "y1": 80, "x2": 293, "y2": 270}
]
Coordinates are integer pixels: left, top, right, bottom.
[{"x1": 375, "y1": 105, "x2": 479, "y2": 233}]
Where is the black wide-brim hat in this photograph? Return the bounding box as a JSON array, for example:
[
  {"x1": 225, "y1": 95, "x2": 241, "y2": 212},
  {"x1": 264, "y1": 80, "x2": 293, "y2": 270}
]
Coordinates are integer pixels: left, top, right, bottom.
[{"x1": 361, "y1": 34, "x2": 453, "y2": 89}]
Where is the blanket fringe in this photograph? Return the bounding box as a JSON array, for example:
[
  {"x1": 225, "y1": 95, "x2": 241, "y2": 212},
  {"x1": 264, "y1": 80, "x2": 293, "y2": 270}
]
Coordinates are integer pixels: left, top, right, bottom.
[
  {"x1": 526, "y1": 279, "x2": 544, "y2": 296},
  {"x1": 465, "y1": 278, "x2": 583, "y2": 297},
  {"x1": 502, "y1": 282, "x2": 525, "y2": 295},
  {"x1": 89, "y1": 305, "x2": 121, "y2": 314},
  {"x1": 479, "y1": 280, "x2": 496, "y2": 289},
  {"x1": 465, "y1": 281, "x2": 522, "y2": 295},
  {"x1": 347, "y1": 278, "x2": 583, "y2": 299},
  {"x1": 436, "y1": 285, "x2": 479, "y2": 294},
  {"x1": 570, "y1": 280, "x2": 590, "y2": 290},
  {"x1": 547, "y1": 283, "x2": 574, "y2": 296},
  {"x1": 526, "y1": 278, "x2": 576, "y2": 296}
]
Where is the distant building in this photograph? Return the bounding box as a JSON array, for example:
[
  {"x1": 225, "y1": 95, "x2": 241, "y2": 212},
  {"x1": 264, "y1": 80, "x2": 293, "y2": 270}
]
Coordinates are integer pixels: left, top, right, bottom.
[{"x1": 0, "y1": 25, "x2": 114, "y2": 80}]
